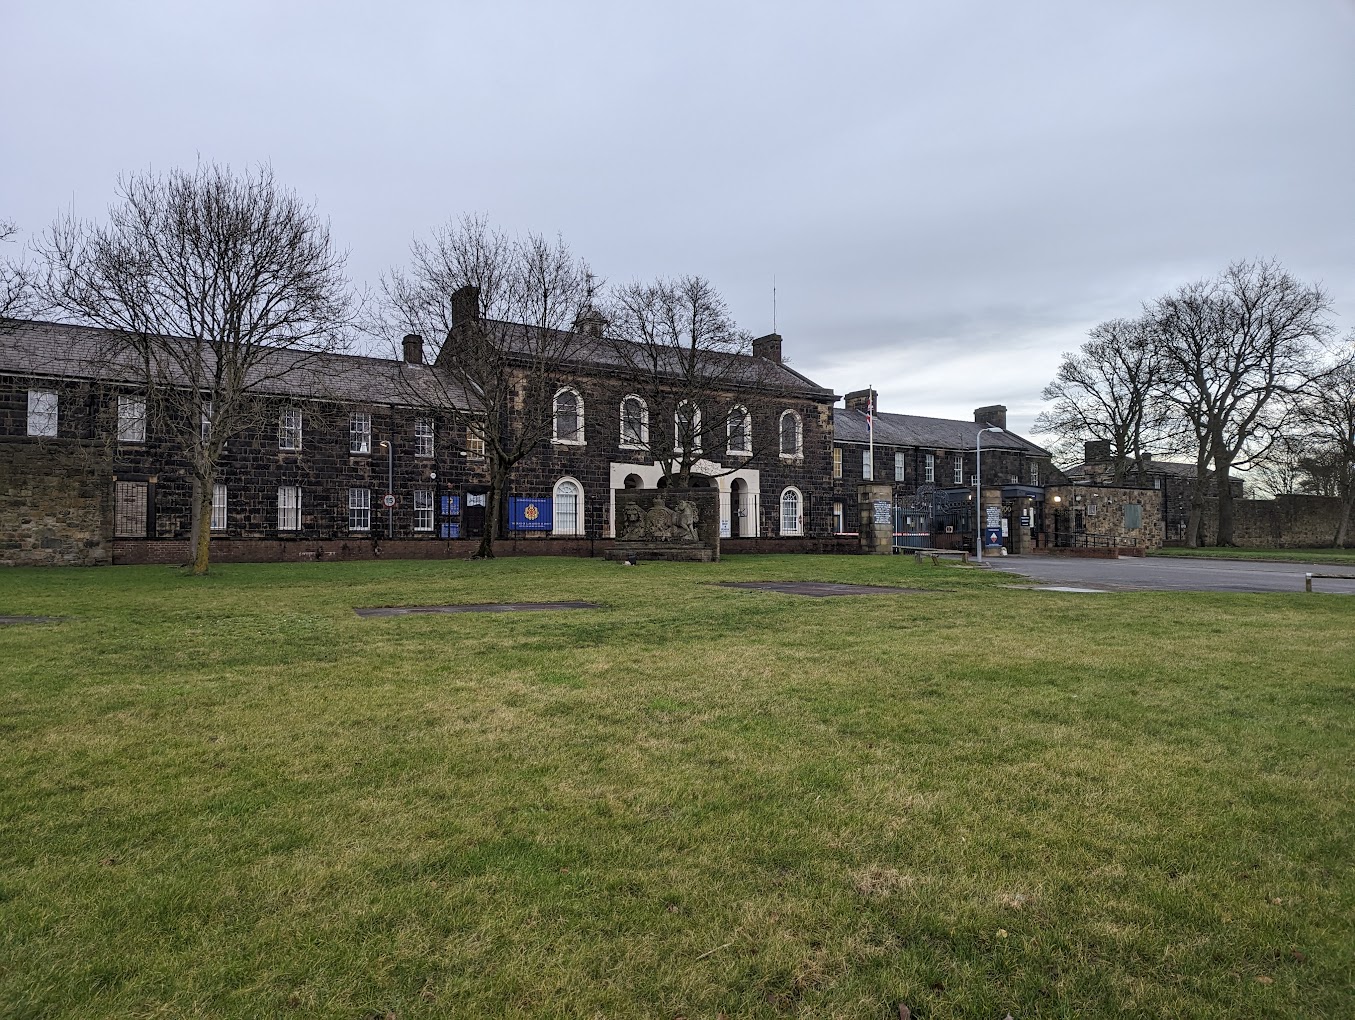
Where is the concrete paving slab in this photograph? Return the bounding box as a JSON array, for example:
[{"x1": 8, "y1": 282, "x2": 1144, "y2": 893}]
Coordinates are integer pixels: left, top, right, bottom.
[{"x1": 993, "y1": 555, "x2": 1355, "y2": 595}]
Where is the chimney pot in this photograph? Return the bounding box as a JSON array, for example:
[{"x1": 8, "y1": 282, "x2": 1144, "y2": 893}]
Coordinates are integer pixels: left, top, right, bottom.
[{"x1": 402, "y1": 333, "x2": 424, "y2": 364}]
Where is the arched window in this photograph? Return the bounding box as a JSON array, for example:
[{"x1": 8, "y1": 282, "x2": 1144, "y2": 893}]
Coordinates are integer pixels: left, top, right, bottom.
[
  {"x1": 675, "y1": 401, "x2": 701, "y2": 453},
  {"x1": 780, "y1": 487, "x2": 803, "y2": 536},
  {"x1": 553, "y1": 477, "x2": 583, "y2": 535},
  {"x1": 779, "y1": 410, "x2": 802, "y2": 457},
  {"x1": 553, "y1": 387, "x2": 584, "y2": 444},
  {"x1": 619, "y1": 395, "x2": 648, "y2": 448},
  {"x1": 727, "y1": 405, "x2": 751, "y2": 455}
]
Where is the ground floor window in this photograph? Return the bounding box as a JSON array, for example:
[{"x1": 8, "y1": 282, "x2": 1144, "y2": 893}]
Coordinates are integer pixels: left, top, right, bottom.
[
  {"x1": 780, "y1": 487, "x2": 802, "y2": 536},
  {"x1": 349, "y1": 488, "x2": 370, "y2": 531},
  {"x1": 114, "y1": 481, "x2": 148, "y2": 537},
  {"x1": 833, "y1": 501, "x2": 844, "y2": 534},
  {"x1": 553, "y1": 477, "x2": 582, "y2": 536},
  {"x1": 278, "y1": 486, "x2": 301, "y2": 531},
  {"x1": 414, "y1": 489, "x2": 434, "y2": 531},
  {"x1": 211, "y1": 484, "x2": 228, "y2": 531}
]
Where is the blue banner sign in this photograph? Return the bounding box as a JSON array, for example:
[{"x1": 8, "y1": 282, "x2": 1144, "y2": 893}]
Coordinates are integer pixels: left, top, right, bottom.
[
  {"x1": 985, "y1": 527, "x2": 1003, "y2": 547},
  {"x1": 440, "y1": 522, "x2": 460, "y2": 539},
  {"x1": 441, "y1": 495, "x2": 461, "y2": 517},
  {"x1": 509, "y1": 497, "x2": 552, "y2": 531}
]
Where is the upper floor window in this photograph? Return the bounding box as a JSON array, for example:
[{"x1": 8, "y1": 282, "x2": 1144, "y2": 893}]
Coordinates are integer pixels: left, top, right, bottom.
[
  {"x1": 779, "y1": 411, "x2": 802, "y2": 457},
  {"x1": 895, "y1": 452, "x2": 905, "y2": 481},
  {"x1": 118, "y1": 395, "x2": 146, "y2": 443},
  {"x1": 862, "y1": 449, "x2": 873, "y2": 480},
  {"x1": 200, "y1": 400, "x2": 213, "y2": 445},
  {"x1": 27, "y1": 390, "x2": 58, "y2": 438},
  {"x1": 925, "y1": 453, "x2": 935, "y2": 483},
  {"x1": 675, "y1": 401, "x2": 701, "y2": 453},
  {"x1": 1029, "y1": 462, "x2": 1039, "y2": 486},
  {"x1": 620, "y1": 395, "x2": 648, "y2": 448},
  {"x1": 415, "y1": 419, "x2": 434, "y2": 458},
  {"x1": 467, "y1": 429, "x2": 486, "y2": 458},
  {"x1": 553, "y1": 387, "x2": 584, "y2": 444},
  {"x1": 278, "y1": 407, "x2": 302, "y2": 450},
  {"x1": 780, "y1": 486, "x2": 803, "y2": 536},
  {"x1": 832, "y1": 447, "x2": 842, "y2": 479},
  {"x1": 727, "y1": 406, "x2": 751, "y2": 455},
  {"x1": 954, "y1": 457, "x2": 964, "y2": 484},
  {"x1": 350, "y1": 412, "x2": 371, "y2": 454}
]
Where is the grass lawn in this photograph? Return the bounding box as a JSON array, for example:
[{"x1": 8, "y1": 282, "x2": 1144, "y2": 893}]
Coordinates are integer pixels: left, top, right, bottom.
[
  {"x1": 1151, "y1": 546, "x2": 1355, "y2": 566},
  {"x1": 2, "y1": 555, "x2": 1352, "y2": 1019}
]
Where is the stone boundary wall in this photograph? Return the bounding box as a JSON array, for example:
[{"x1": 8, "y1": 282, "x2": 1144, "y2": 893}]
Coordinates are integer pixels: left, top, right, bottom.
[
  {"x1": 1198, "y1": 494, "x2": 1348, "y2": 548},
  {"x1": 0, "y1": 440, "x2": 109, "y2": 566}
]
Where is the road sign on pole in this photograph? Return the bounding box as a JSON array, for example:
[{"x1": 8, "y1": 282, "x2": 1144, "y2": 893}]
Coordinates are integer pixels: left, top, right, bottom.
[{"x1": 383, "y1": 493, "x2": 396, "y2": 508}]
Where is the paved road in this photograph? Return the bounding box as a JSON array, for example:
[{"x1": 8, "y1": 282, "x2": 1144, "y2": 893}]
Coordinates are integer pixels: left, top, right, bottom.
[{"x1": 989, "y1": 555, "x2": 1355, "y2": 595}]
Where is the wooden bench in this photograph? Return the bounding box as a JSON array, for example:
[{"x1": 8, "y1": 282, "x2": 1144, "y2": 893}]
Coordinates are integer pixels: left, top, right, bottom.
[
  {"x1": 1305, "y1": 572, "x2": 1355, "y2": 592},
  {"x1": 914, "y1": 549, "x2": 971, "y2": 565}
]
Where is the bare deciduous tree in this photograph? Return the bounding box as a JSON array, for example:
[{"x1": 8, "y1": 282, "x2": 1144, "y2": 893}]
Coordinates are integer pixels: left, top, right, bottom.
[
  {"x1": 1295, "y1": 346, "x2": 1355, "y2": 545},
  {"x1": 1034, "y1": 316, "x2": 1170, "y2": 485},
  {"x1": 383, "y1": 215, "x2": 597, "y2": 558},
  {"x1": 602, "y1": 275, "x2": 783, "y2": 487},
  {"x1": 1, "y1": 218, "x2": 38, "y2": 322},
  {"x1": 1149, "y1": 259, "x2": 1333, "y2": 546},
  {"x1": 37, "y1": 162, "x2": 355, "y2": 574}
]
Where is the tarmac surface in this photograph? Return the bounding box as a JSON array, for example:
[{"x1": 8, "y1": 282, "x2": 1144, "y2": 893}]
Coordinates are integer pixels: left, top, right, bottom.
[{"x1": 990, "y1": 555, "x2": 1355, "y2": 595}]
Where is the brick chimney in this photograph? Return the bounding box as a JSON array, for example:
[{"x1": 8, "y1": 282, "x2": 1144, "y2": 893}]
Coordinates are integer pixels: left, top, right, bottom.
[
  {"x1": 973, "y1": 404, "x2": 1007, "y2": 429},
  {"x1": 752, "y1": 332, "x2": 782, "y2": 363},
  {"x1": 451, "y1": 285, "x2": 481, "y2": 327},
  {"x1": 1084, "y1": 439, "x2": 1112, "y2": 464},
  {"x1": 401, "y1": 334, "x2": 424, "y2": 364},
  {"x1": 844, "y1": 388, "x2": 878, "y2": 414}
]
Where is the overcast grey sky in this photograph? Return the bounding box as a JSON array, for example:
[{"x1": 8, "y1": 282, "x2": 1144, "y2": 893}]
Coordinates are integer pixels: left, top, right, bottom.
[{"x1": 5, "y1": 1, "x2": 1353, "y2": 440}]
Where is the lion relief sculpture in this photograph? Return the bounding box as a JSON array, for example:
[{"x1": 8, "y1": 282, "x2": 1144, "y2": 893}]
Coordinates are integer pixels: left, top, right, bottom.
[{"x1": 621, "y1": 494, "x2": 701, "y2": 543}]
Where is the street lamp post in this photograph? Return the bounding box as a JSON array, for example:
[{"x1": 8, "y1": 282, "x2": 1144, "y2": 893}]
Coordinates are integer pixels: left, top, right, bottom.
[
  {"x1": 975, "y1": 426, "x2": 1003, "y2": 562},
  {"x1": 378, "y1": 439, "x2": 394, "y2": 538}
]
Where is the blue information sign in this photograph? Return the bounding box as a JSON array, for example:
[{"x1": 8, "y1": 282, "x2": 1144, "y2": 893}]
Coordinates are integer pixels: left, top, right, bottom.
[
  {"x1": 984, "y1": 527, "x2": 1003, "y2": 547},
  {"x1": 509, "y1": 497, "x2": 553, "y2": 531},
  {"x1": 439, "y1": 522, "x2": 460, "y2": 539},
  {"x1": 441, "y1": 495, "x2": 461, "y2": 516}
]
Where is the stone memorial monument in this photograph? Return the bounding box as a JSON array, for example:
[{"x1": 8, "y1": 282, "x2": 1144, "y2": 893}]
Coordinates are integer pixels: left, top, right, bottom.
[{"x1": 607, "y1": 487, "x2": 721, "y2": 563}]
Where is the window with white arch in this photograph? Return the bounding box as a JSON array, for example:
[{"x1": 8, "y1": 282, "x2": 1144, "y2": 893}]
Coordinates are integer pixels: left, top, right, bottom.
[
  {"x1": 727, "y1": 405, "x2": 751, "y2": 455},
  {"x1": 553, "y1": 387, "x2": 584, "y2": 444},
  {"x1": 619, "y1": 395, "x2": 648, "y2": 448},
  {"x1": 675, "y1": 401, "x2": 701, "y2": 453},
  {"x1": 553, "y1": 477, "x2": 583, "y2": 535},
  {"x1": 779, "y1": 410, "x2": 802, "y2": 457},
  {"x1": 780, "y1": 486, "x2": 803, "y2": 536}
]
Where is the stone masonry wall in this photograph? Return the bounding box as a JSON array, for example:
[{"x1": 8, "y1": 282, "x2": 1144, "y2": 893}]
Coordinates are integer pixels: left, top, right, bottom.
[
  {"x1": 1201, "y1": 494, "x2": 1348, "y2": 548},
  {"x1": 0, "y1": 439, "x2": 109, "y2": 565}
]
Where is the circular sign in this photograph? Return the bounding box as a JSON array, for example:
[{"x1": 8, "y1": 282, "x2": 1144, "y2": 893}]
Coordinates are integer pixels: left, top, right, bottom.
[{"x1": 383, "y1": 493, "x2": 396, "y2": 508}]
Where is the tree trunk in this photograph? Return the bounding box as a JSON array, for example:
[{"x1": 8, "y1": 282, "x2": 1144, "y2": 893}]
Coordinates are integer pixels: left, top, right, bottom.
[
  {"x1": 192, "y1": 483, "x2": 213, "y2": 575},
  {"x1": 1337, "y1": 494, "x2": 1353, "y2": 548},
  {"x1": 476, "y1": 460, "x2": 508, "y2": 559},
  {"x1": 1214, "y1": 455, "x2": 1236, "y2": 547}
]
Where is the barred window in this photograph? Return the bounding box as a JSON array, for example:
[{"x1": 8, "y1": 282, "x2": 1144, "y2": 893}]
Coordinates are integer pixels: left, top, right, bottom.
[
  {"x1": 350, "y1": 412, "x2": 371, "y2": 454},
  {"x1": 780, "y1": 487, "x2": 802, "y2": 535},
  {"x1": 277, "y1": 486, "x2": 301, "y2": 531},
  {"x1": 414, "y1": 489, "x2": 433, "y2": 531},
  {"x1": 118, "y1": 396, "x2": 146, "y2": 443},
  {"x1": 415, "y1": 419, "x2": 434, "y2": 458},
  {"x1": 27, "y1": 390, "x2": 58, "y2": 437},
  {"x1": 211, "y1": 484, "x2": 228, "y2": 531},
  {"x1": 349, "y1": 488, "x2": 370, "y2": 531},
  {"x1": 114, "y1": 481, "x2": 148, "y2": 537},
  {"x1": 553, "y1": 478, "x2": 582, "y2": 536},
  {"x1": 279, "y1": 408, "x2": 302, "y2": 450}
]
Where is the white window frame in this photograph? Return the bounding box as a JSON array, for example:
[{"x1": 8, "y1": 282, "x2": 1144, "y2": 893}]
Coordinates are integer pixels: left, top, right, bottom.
[
  {"x1": 414, "y1": 489, "x2": 434, "y2": 531},
  {"x1": 862, "y1": 450, "x2": 873, "y2": 481},
  {"x1": 211, "y1": 483, "x2": 228, "y2": 531},
  {"x1": 619, "y1": 395, "x2": 648, "y2": 449},
  {"x1": 925, "y1": 453, "x2": 935, "y2": 483},
  {"x1": 779, "y1": 410, "x2": 802, "y2": 458},
  {"x1": 552, "y1": 476, "x2": 583, "y2": 536},
  {"x1": 895, "y1": 452, "x2": 905, "y2": 482},
  {"x1": 200, "y1": 399, "x2": 213, "y2": 445},
  {"x1": 726, "y1": 405, "x2": 751, "y2": 456},
  {"x1": 780, "y1": 486, "x2": 803, "y2": 536},
  {"x1": 27, "y1": 389, "x2": 58, "y2": 437},
  {"x1": 118, "y1": 395, "x2": 146, "y2": 443},
  {"x1": 552, "y1": 387, "x2": 585, "y2": 445},
  {"x1": 466, "y1": 426, "x2": 486, "y2": 458},
  {"x1": 279, "y1": 407, "x2": 302, "y2": 451},
  {"x1": 277, "y1": 486, "x2": 301, "y2": 532},
  {"x1": 832, "y1": 447, "x2": 842, "y2": 479},
  {"x1": 1030, "y1": 462, "x2": 1039, "y2": 486},
  {"x1": 349, "y1": 487, "x2": 371, "y2": 531},
  {"x1": 954, "y1": 456, "x2": 964, "y2": 484},
  {"x1": 833, "y1": 501, "x2": 844, "y2": 534},
  {"x1": 350, "y1": 412, "x2": 371, "y2": 454},
  {"x1": 674, "y1": 401, "x2": 702, "y2": 453},
  {"x1": 415, "y1": 419, "x2": 434, "y2": 458}
]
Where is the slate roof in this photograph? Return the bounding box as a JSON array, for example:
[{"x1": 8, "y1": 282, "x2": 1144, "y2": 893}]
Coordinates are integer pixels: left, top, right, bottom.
[
  {"x1": 478, "y1": 320, "x2": 837, "y2": 401},
  {"x1": 1062, "y1": 458, "x2": 1200, "y2": 480},
  {"x1": 0, "y1": 319, "x2": 473, "y2": 409},
  {"x1": 833, "y1": 407, "x2": 1050, "y2": 455}
]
